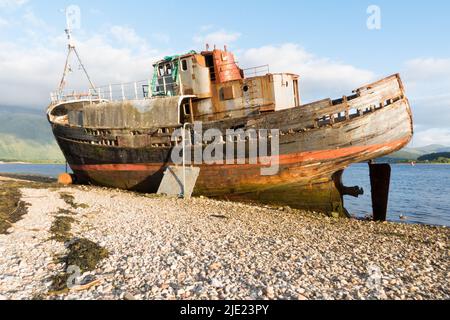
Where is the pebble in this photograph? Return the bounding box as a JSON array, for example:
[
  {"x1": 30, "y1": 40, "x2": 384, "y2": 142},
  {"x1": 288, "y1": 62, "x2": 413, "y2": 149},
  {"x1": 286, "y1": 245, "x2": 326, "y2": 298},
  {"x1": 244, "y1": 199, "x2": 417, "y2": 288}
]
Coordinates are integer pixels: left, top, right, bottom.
[
  {"x1": 211, "y1": 279, "x2": 224, "y2": 288},
  {"x1": 123, "y1": 292, "x2": 136, "y2": 300},
  {"x1": 297, "y1": 294, "x2": 308, "y2": 300},
  {"x1": 265, "y1": 286, "x2": 275, "y2": 299},
  {"x1": 0, "y1": 178, "x2": 448, "y2": 300},
  {"x1": 209, "y1": 262, "x2": 222, "y2": 271}
]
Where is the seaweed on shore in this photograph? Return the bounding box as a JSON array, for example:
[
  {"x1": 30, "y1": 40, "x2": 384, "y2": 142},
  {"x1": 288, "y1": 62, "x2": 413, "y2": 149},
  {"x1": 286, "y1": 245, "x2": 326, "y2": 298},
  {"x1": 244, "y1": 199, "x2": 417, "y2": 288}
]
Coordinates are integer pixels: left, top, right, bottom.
[
  {"x1": 0, "y1": 181, "x2": 31, "y2": 234},
  {"x1": 0, "y1": 175, "x2": 59, "y2": 234},
  {"x1": 50, "y1": 215, "x2": 76, "y2": 243},
  {"x1": 65, "y1": 239, "x2": 109, "y2": 272},
  {"x1": 60, "y1": 192, "x2": 89, "y2": 209},
  {"x1": 49, "y1": 238, "x2": 109, "y2": 294}
]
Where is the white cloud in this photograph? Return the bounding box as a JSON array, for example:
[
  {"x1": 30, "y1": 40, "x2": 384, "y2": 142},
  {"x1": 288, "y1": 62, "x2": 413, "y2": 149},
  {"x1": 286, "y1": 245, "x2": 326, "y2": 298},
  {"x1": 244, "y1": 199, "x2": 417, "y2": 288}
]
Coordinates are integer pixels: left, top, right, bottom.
[
  {"x1": 402, "y1": 57, "x2": 450, "y2": 146},
  {"x1": 405, "y1": 58, "x2": 450, "y2": 82},
  {"x1": 0, "y1": 0, "x2": 28, "y2": 8},
  {"x1": 22, "y1": 8, "x2": 48, "y2": 29},
  {"x1": 412, "y1": 128, "x2": 450, "y2": 147},
  {"x1": 110, "y1": 25, "x2": 147, "y2": 48},
  {"x1": 0, "y1": 28, "x2": 163, "y2": 107},
  {"x1": 0, "y1": 17, "x2": 9, "y2": 27},
  {"x1": 239, "y1": 43, "x2": 375, "y2": 102},
  {"x1": 199, "y1": 25, "x2": 214, "y2": 32},
  {"x1": 193, "y1": 29, "x2": 241, "y2": 47},
  {"x1": 151, "y1": 32, "x2": 170, "y2": 44},
  {"x1": 403, "y1": 58, "x2": 450, "y2": 98}
]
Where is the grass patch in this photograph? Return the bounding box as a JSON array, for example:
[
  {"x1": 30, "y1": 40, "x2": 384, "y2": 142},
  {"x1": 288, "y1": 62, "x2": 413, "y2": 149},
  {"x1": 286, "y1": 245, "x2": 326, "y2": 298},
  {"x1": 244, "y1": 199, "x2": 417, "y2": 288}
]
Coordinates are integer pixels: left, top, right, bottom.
[
  {"x1": 49, "y1": 238, "x2": 109, "y2": 293},
  {"x1": 60, "y1": 192, "x2": 89, "y2": 209}
]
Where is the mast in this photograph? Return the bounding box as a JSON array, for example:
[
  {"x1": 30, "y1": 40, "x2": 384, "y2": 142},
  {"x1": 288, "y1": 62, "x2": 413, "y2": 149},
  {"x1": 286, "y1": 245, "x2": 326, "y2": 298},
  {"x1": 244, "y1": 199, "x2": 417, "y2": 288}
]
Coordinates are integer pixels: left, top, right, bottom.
[{"x1": 57, "y1": 12, "x2": 96, "y2": 95}]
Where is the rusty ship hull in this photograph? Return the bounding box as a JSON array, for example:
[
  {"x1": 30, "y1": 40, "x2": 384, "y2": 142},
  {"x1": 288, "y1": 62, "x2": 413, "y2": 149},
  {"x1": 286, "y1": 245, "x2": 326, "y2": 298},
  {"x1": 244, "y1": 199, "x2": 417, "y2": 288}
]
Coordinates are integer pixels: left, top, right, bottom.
[{"x1": 48, "y1": 72, "x2": 413, "y2": 216}]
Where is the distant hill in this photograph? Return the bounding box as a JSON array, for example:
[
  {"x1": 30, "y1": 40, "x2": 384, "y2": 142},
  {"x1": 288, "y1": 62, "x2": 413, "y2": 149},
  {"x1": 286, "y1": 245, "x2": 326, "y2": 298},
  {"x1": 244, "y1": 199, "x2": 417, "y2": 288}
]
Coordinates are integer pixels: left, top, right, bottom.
[
  {"x1": 0, "y1": 106, "x2": 64, "y2": 163},
  {"x1": 386, "y1": 144, "x2": 450, "y2": 161},
  {"x1": 417, "y1": 152, "x2": 450, "y2": 163}
]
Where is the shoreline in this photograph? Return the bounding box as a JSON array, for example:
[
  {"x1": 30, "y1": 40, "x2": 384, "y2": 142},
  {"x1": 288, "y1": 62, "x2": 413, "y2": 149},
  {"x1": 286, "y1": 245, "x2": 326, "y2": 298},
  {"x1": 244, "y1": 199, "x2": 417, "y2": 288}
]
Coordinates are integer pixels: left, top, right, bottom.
[
  {"x1": 0, "y1": 173, "x2": 447, "y2": 228},
  {"x1": 0, "y1": 161, "x2": 65, "y2": 165},
  {"x1": 392, "y1": 162, "x2": 450, "y2": 166},
  {"x1": 0, "y1": 175, "x2": 448, "y2": 300},
  {"x1": 1, "y1": 161, "x2": 449, "y2": 166}
]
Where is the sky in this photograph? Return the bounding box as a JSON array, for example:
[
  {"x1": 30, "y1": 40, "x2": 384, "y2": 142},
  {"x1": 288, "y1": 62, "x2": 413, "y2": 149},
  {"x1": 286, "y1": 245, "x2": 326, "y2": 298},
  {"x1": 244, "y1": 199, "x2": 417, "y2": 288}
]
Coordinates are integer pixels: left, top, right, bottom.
[{"x1": 0, "y1": 0, "x2": 449, "y2": 147}]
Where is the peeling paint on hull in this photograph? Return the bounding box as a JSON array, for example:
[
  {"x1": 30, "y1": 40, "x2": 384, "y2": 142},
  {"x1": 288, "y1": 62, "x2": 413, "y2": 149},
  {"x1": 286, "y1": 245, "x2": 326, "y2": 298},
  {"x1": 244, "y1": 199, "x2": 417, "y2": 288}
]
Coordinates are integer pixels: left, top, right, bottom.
[{"x1": 48, "y1": 74, "x2": 414, "y2": 216}]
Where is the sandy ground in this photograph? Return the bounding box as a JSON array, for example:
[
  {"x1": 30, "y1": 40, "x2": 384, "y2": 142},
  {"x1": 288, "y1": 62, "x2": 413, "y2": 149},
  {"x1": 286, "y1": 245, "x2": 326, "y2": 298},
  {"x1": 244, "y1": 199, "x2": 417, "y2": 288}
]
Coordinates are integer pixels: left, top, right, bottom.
[{"x1": 0, "y1": 176, "x2": 448, "y2": 300}]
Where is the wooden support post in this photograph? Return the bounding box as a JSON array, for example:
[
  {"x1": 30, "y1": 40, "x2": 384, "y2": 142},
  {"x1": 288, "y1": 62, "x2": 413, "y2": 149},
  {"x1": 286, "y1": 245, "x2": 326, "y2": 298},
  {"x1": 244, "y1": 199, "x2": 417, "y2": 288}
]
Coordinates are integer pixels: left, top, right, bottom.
[{"x1": 369, "y1": 163, "x2": 391, "y2": 222}]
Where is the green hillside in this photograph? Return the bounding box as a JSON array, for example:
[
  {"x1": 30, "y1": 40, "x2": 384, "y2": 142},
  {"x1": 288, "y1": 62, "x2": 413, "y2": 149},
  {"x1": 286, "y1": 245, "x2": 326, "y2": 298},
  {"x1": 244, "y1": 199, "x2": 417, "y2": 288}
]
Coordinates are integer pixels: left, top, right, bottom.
[
  {"x1": 387, "y1": 145, "x2": 450, "y2": 161},
  {"x1": 0, "y1": 107, "x2": 64, "y2": 163},
  {"x1": 417, "y1": 152, "x2": 450, "y2": 163}
]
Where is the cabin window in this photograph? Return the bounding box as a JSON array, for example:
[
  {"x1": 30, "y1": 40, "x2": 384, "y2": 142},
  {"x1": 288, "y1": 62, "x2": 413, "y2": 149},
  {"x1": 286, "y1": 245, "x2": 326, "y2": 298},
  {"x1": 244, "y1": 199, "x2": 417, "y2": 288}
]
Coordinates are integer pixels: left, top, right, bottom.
[
  {"x1": 165, "y1": 63, "x2": 172, "y2": 76},
  {"x1": 158, "y1": 65, "x2": 165, "y2": 77},
  {"x1": 183, "y1": 103, "x2": 191, "y2": 115},
  {"x1": 181, "y1": 59, "x2": 188, "y2": 71}
]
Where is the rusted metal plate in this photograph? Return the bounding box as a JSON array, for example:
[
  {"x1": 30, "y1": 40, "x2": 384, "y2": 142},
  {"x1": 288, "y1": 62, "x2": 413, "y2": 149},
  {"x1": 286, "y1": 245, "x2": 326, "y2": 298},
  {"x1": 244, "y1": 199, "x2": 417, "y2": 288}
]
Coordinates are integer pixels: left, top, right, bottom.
[
  {"x1": 211, "y1": 49, "x2": 242, "y2": 83},
  {"x1": 157, "y1": 166, "x2": 200, "y2": 199}
]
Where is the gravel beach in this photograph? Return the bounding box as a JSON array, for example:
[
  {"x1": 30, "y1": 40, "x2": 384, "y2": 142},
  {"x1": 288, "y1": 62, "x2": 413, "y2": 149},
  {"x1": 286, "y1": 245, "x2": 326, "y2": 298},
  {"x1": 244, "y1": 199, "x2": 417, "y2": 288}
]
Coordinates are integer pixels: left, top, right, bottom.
[{"x1": 0, "y1": 176, "x2": 448, "y2": 300}]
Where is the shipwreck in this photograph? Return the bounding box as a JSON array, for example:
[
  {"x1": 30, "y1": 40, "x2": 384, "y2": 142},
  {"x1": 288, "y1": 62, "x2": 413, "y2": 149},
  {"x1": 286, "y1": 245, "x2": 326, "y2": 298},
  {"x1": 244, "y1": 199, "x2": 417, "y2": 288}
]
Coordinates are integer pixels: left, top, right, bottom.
[{"x1": 47, "y1": 31, "x2": 413, "y2": 220}]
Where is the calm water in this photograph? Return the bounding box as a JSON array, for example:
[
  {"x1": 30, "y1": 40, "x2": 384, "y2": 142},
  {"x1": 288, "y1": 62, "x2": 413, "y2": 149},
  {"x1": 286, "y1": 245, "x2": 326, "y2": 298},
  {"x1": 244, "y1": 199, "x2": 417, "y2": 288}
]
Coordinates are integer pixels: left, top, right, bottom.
[
  {"x1": 0, "y1": 163, "x2": 70, "y2": 178},
  {"x1": 1, "y1": 163, "x2": 449, "y2": 226},
  {"x1": 343, "y1": 163, "x2": 450, "y2": 226}
]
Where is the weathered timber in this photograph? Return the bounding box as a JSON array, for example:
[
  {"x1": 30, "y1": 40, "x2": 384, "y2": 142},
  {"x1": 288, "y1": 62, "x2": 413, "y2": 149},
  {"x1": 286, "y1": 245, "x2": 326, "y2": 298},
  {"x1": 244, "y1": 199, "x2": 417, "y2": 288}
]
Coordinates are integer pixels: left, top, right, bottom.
[{"x1": 47, "y1": 45, "x2": 413, "y2": 216}]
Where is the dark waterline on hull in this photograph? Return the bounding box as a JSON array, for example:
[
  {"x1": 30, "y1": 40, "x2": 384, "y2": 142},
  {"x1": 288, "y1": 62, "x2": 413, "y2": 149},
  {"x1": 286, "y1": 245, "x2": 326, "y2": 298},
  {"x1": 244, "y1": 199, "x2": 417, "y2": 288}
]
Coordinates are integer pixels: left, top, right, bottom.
[{"x1": 1, "y1": 163, "x2": 448, "y2": 227}]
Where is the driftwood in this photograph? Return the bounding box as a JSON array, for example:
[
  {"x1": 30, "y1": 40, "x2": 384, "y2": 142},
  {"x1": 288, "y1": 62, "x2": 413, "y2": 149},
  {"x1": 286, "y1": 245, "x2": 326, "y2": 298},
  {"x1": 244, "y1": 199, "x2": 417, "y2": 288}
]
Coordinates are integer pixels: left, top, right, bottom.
[{"x1": 70, "y1": 278, "x2": 102, "y2": 292}]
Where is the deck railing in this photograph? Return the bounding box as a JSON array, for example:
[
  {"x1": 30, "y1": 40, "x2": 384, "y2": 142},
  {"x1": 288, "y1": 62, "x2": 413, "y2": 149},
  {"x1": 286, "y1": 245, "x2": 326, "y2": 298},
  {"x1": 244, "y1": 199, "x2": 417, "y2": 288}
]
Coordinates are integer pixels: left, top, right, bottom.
[
  {"x1": 50, "y1": 65, "x2": 272, "y2": 105},
  {"x1": 50, "y1": 79, "x2": 153, "y2": 105},
  {"x1": 243, "y1": 65, "x2": 270, "y2": 78}
]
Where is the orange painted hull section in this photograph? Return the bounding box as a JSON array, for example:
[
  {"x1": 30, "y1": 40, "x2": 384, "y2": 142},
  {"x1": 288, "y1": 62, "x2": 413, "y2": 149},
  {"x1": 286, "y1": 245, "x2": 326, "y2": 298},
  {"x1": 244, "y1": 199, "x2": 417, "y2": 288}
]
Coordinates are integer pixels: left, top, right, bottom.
[{"x1": 70, "y1": 137, "x2": 410, "y2": 195}]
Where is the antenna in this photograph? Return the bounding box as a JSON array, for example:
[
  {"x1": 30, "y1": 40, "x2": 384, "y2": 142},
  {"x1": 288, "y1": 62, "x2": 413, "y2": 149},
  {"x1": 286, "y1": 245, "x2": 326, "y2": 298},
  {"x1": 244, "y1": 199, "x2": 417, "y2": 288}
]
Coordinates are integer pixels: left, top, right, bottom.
[{"x1": 58, "y1": 7, "x2": 96, "y2": 94}]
